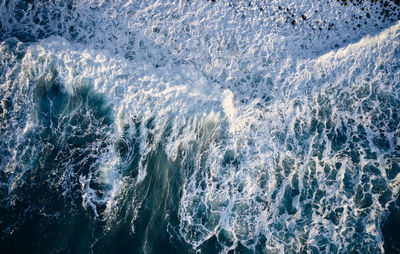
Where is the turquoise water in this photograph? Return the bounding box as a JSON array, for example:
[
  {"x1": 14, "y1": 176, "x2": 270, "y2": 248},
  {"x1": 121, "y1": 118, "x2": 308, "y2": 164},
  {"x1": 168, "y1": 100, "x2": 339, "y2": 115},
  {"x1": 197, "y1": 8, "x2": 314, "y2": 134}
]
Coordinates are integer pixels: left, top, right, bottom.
[{"x1": 1, "y1": 0, "x2": 400, "y2": 253}]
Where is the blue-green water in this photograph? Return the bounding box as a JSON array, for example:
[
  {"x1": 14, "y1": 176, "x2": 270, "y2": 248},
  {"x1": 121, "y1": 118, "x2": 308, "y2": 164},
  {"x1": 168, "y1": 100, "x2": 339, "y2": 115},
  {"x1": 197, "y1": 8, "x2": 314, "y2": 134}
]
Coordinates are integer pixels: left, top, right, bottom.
[{"x1": 1, "y1": 0, "x2": 400, "y2": 253}]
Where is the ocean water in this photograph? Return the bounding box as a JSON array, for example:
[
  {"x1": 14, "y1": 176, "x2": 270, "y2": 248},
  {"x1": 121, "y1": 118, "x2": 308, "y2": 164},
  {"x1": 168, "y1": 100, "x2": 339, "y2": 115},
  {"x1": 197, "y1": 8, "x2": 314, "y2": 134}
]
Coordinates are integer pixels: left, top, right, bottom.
[{"x1": 0, "y1": 0, "x2": 400, "y2": 253}]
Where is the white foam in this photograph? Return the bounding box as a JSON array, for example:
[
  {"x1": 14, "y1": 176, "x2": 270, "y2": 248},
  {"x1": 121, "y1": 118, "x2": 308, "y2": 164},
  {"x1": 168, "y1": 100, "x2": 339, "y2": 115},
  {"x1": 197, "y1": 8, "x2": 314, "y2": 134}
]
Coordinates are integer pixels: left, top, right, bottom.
[{"x1": 1, "y1": 0, "x2": 400, "y2": 252}]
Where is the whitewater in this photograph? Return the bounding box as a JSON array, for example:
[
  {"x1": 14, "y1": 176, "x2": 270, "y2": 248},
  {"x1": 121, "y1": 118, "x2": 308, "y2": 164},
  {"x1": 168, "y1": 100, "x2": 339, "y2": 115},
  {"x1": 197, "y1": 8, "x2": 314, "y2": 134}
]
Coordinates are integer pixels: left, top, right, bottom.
[{"x1": 0, "y1": 0, "x2": 399, "y2": 253}]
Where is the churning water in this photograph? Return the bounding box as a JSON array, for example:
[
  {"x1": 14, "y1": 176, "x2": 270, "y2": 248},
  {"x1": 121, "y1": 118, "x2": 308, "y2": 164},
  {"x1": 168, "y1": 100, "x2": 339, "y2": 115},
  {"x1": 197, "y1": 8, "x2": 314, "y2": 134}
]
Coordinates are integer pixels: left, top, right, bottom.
[{"x1": 1, "y1": 0, "x2": 400, "y2": 253}]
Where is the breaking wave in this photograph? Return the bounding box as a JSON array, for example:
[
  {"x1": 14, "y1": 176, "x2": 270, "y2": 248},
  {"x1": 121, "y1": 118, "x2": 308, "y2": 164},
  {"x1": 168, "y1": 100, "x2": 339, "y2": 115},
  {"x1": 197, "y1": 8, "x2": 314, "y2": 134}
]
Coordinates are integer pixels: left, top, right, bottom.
[{"x1": 1, "y1": 0, "x2": 399, "y2": 253}]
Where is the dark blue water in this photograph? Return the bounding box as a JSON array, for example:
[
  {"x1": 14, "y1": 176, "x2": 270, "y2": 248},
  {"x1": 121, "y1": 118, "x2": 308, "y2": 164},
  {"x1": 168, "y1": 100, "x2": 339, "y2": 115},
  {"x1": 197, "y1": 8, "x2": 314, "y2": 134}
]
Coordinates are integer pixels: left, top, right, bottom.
[{"x1": 1, "y1": 0, "x2": 400, "y2": 253}]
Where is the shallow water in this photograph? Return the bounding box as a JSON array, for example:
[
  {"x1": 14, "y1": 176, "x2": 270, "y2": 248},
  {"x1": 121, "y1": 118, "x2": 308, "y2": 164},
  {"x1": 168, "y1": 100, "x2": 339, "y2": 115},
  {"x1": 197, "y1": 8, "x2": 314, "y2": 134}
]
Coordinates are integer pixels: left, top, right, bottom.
[{"x1": 1, "y1": 0, "x2": 400, "y2": 253}]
